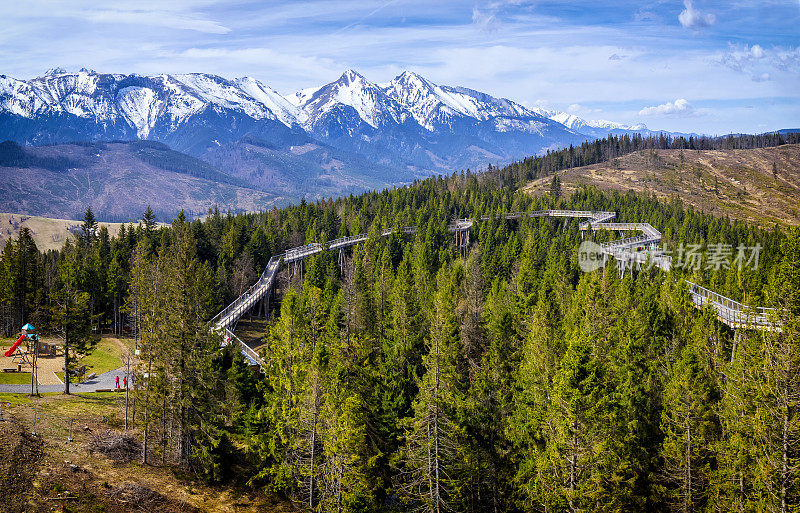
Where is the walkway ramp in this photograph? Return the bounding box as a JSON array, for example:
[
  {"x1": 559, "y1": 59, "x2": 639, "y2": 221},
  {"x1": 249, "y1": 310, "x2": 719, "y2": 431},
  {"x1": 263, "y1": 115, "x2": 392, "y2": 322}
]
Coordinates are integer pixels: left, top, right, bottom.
[
  {"x1": 213, "y1": 255, "x2": 281, "y2": 332},
  {"x1": 210, "y1": 208, "x2": 781, "y2": 372},
  {"x1": 685, "y1": 280, "x2": 779, "y2": 330}
]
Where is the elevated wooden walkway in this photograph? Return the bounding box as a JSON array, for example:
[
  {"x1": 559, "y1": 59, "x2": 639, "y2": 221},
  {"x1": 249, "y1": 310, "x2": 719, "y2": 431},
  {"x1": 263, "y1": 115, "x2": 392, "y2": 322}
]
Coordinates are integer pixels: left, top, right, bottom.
[{"x1": 211, "y1": 210, "x2": 782, "y2": 370}]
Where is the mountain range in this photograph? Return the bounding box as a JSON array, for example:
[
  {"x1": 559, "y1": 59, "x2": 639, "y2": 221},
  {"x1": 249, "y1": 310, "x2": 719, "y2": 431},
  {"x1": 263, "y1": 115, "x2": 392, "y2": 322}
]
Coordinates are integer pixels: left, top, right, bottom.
[{"x1": 0, "y1": 68, "x2": 693, "y2": 219}]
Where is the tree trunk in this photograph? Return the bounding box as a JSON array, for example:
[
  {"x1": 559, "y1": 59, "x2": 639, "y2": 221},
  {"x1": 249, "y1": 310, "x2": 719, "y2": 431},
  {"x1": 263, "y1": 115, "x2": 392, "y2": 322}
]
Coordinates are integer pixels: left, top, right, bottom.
[
  {"x1": 782, "y1": 403, "x2": 789, "y2": 513},
  {"x1": 309, "y1": 404, "x2": 318, "y2": 509},
  {"x1": 686, "y1": 422, "x2": 692, "y2": 513},
  {"x1": 63, "y1": 329, "x2": 70, "y2": 395}
]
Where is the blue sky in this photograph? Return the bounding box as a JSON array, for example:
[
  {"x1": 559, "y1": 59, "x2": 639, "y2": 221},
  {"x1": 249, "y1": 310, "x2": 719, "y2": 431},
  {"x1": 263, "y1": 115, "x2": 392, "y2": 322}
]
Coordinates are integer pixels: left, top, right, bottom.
[{"x1": 1, "y1": 0, "x2": 798, "y2": 134}]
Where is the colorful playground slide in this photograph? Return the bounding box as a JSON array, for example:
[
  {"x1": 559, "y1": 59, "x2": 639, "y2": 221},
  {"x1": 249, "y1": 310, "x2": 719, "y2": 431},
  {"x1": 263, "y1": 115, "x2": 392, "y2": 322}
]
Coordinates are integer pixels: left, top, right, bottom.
[{"x1": 4, "y1": 334, "x2": 25, "y2": 357}]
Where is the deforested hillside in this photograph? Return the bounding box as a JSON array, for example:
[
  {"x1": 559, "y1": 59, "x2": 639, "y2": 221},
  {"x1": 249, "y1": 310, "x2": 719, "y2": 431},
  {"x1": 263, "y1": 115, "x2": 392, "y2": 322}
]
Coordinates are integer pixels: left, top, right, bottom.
[
  {"x1": 0, "y1": 212, "x2": 126, "y2": 251},
  {"x1": 0, "y1": 141, "x2": 281, "y2": 221},
  {"x1": 525, "y1": 143, "x2": 800, "y2": 226}
]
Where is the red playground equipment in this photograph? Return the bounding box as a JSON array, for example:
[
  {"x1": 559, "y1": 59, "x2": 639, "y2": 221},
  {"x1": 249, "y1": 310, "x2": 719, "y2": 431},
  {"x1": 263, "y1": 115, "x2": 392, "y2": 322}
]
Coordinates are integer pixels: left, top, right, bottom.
[{"x1": 5, "y1": 334, "x2": 26, "y2": 357}]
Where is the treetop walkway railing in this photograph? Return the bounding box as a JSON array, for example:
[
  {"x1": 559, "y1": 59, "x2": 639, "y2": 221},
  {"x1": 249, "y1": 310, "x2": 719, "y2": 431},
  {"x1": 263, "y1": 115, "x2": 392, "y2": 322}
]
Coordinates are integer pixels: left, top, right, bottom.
[
  {"x1": 211, "y1": 209, "x2": 782, "y2": 370},
  {"x1": 212, "y1": 255, "x2": 281, "y2": 331},
  {"x1": 685, "y1": 280, "x2": 780, "y2": 330}
]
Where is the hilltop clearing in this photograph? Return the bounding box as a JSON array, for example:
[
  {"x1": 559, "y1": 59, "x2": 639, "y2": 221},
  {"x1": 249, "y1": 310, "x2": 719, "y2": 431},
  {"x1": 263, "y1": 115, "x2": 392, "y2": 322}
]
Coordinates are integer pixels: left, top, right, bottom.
[
  {"x1": 525, "y1": 144, "x2": 800, "y2": 225},
  {"x1": 0, "y1": 212, "x2": 125, "y2": 251}
]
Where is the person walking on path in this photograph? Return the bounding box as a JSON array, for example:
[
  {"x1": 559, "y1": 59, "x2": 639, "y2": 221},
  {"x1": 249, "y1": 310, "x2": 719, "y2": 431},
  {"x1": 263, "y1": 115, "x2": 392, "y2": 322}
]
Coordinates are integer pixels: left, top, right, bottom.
[{"x1": 115, "y1": 376, "x2": 120, "y2": 389}]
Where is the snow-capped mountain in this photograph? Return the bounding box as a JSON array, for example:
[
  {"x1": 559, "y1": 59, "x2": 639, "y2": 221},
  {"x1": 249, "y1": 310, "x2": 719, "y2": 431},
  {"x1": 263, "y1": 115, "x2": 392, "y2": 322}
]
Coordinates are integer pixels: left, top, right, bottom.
[
  {"x1": 541, "y1": 110, "x2": 645, "y2": 132},
  {"x1": 281, "y1": 70, "x2": 586, "y2": 171},
  {"x1": 0, "y1": 67, "x2": 687, "y2": 197},
  {"x1": 382, "y1": 71, "x2": 535, "y2": 132},
  {"x1": 0, "y1": 69, "x2": 306, "y2": 153},
  {"x1": 1, "y1": 69, "x2": 301, "y2": 127},
  {"x1": 292, "y1": 70, "x2": 407, "y2": 131},
  {"x1": 529, "y1": 107, "x2": 697, "y2": 140}
]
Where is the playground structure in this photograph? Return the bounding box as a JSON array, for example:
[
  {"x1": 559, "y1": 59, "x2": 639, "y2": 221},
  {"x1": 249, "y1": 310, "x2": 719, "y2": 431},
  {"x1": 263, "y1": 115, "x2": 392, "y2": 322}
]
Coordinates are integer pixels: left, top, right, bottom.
[
  {"x1": 1, "y1": 324, "x2": 73, "y2": 388},
  {"x1": 3, "y1": 323, "x2": 39, "y2": 371},
  {"x1": 4, "y1": 333, "x2": 27, "y2": 358},
  {"x1": 211, "y1": 209, "x2": 785, "y2": 371}
]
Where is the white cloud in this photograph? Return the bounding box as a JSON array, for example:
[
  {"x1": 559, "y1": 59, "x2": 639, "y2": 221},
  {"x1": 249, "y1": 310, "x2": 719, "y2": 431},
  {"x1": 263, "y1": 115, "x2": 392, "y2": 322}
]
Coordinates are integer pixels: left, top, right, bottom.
[
  {"x1": 717, "y1": 43, "x2": 800, "y2": 79},
  {"x1": 472, "y1": 7, "x2": 500, "y2": 32},
  {"x1": 567, "y1": 103, "x2": 601, "y2": 115},
  {"x1": 638, "y1": 99, "x2": 697, "y2": 117},
  {"x1": 775, "y1": 46, "x2": 800, "y2": 72},
  {"x1": 84, "y1": 8, "x2": 230, "y2": 34},
  {"x1": 678, "y1": 1, "x2": 715, "y2": 30}
]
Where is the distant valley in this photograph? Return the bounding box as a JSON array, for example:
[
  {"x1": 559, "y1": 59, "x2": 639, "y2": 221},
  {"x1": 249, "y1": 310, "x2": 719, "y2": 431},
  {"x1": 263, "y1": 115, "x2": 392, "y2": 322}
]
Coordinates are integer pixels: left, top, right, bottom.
[
  {"x1": 0, "y1": 140, "x2": 280, "y2": 221},
  {"x1": 0, "y1": 68, "x2": 698, "y2": 220}
]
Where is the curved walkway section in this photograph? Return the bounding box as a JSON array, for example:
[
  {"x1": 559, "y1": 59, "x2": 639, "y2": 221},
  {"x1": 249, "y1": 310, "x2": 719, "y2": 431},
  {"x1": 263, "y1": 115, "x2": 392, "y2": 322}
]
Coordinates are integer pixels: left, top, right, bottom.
[{"x1": 212, "y1": 209, "x2": 782, "y2": 370}]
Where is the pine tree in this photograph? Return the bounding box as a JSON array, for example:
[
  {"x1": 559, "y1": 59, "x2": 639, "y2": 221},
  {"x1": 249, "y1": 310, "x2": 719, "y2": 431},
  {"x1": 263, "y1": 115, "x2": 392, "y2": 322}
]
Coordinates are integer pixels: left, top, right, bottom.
[
  {"x1": 659, "y1": 309, "x2": 721, "y2": 512},
  {"x1": 550, "y1": 174, "x2": 562, "y2": 200},
  {"x1": 745, "y1": 227, "x2": 800, "y2": 512},
  {"x1": 142, "y1": 205, "x2": 157, "y2": 234},
  {"x1": 51, "y1": 241, "x2": 98, "y2": 394},
  {"x1": 403, "y1": 267, "x2": 462, "y2": 513},
  {"x1": 81, "y1": 207, "x2": 98, "y2": 244}
]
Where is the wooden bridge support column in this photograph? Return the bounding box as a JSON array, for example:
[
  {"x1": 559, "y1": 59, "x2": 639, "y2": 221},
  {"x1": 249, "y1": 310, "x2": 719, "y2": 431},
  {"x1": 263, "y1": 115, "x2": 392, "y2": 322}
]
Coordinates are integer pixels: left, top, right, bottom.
[
  {"x1": 338, "y1": 248, "x2": 345, "y2": 271},
  {"x1": 289, "y1": 260, "x2": 303, "y2": 284},
  {"x1": 259, "y1": 290, "x2": 270, "y2": 318},
  {"x1": 454, "y1": 228, "x2": 470, "y2": 259},
  {"x1": 731, "y1": 330, "x2": 745, "y2": 363}
]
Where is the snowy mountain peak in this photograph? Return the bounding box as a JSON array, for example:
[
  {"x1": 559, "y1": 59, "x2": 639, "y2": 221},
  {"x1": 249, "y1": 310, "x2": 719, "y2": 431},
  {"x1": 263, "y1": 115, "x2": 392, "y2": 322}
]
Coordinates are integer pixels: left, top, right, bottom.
[
  {"x1": 392, "y1": 70, "x2": 433, "y2": 88},
  {"x1": 535, "y1": 108, "x2": 649, "y2": 133},
  {"x1": 383, "y1": 71, "x2": 544, "y2": 132},
  {"x1": 44, "y1": 67, "x2": 68, "y2": 76},
  {"x1": 234, "y1": 76, "x2": 304, "y2": 126},
  {"x1": 0, "y1": 70, "x2": 311, "y2": 143},
  {"x1": 296, "y1": 70, "x2": 407, "y2": 129},
  {"x1": 338, "y1": 69, "x2": 367, "y2": 84}
]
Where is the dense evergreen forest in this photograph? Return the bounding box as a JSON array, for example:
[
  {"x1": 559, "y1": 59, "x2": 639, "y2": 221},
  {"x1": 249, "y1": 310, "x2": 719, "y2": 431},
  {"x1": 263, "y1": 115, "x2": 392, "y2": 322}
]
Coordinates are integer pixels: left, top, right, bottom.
[{"x1": 1, "y1": 132, "x2": 799, "y2": 512}]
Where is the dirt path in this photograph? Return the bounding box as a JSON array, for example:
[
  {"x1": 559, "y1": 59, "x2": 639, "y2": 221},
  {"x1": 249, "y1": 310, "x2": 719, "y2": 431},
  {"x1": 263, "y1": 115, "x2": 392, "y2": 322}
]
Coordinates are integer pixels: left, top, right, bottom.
[
  {"x1": 0, "y1": 418, "x2": 44, "y2": 512},
  {"x1": 105, "y1": 336, "x2": 133, "y2": 354}
]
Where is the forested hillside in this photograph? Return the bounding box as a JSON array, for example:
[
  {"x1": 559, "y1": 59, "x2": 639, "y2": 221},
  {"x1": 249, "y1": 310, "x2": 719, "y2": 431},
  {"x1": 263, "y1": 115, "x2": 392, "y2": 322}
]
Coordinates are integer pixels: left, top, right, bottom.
[
  {"x1": 1, "y1": 134, "x2": 799, "y2": 512},
  {"x1": 0, "y1": 141, "x2": 280, "y2": 221}
]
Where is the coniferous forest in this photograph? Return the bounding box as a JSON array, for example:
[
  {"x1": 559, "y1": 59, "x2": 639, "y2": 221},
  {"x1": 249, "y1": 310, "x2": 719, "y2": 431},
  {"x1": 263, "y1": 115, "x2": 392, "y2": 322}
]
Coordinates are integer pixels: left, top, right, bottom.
[{"x1": 1, "y1": 134, "x2": 800, "y2": 512}]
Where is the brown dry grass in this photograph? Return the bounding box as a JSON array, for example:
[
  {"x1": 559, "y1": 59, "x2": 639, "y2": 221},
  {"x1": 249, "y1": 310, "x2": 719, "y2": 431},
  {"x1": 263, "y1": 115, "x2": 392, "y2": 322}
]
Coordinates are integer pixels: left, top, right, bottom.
[
  {"x1": 0, "y1": 393, "x2": 288, "y2": 512},
  {"x1": 525, "y1": 144, "x2": 800, "y2": 226},
  {"x1": 0, "y1": 212, "x2": 124, "y2": 251}
]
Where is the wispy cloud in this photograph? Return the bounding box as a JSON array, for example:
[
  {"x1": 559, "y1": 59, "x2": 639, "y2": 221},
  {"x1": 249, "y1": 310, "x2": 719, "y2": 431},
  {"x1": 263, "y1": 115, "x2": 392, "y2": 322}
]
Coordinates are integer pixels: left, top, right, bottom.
[
  {"x1": 0, "y1": 0, "x2": 797, "y2": 134},
  {"x1": 716, "y1": 43, "x2": 800, "y2": 82},
  {"x1": 678, "y1": 0, "x2": 715, "y2": 30},
  {"x1": 472, "y1": 7, "x2": 500, "y2": 32},
  {"x1": 84, "y1": 8, "x2": 230, "y2": 34}
]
